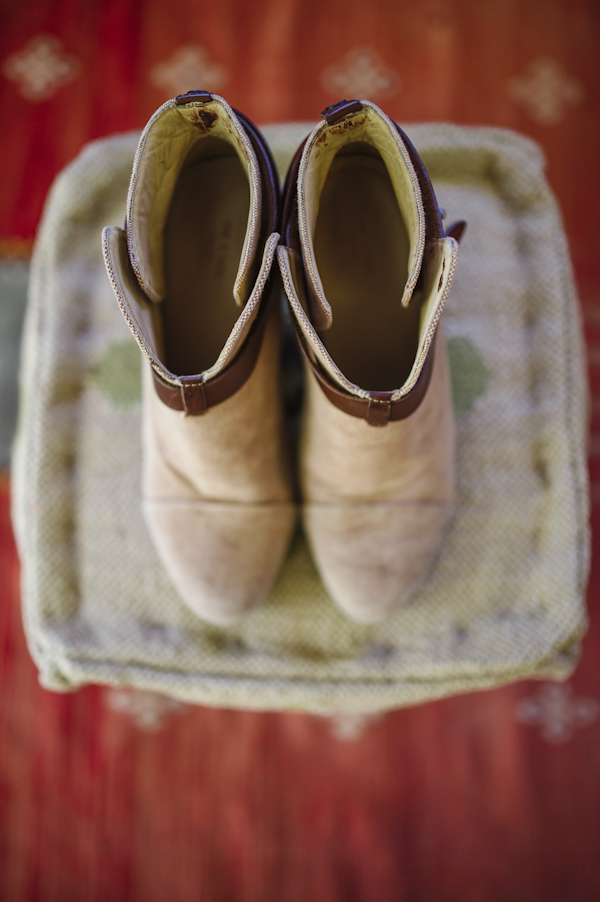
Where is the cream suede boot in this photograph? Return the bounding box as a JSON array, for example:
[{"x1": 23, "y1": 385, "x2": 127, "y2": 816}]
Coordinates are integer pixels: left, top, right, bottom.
[
  {"x1": 278, "y1": 100, "x2": 464, "y2": 622},
  {"x1": 103, "y1": 91, "x2": 295, "y2": 625}
]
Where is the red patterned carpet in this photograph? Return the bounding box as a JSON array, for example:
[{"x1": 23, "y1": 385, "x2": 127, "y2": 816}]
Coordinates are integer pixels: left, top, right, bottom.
[{"x1": 1, "y1": 1, "x2": 600, "y2": 899}]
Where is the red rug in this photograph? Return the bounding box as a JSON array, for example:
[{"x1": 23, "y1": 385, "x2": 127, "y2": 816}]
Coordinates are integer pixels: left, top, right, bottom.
[{"x1": 1, "y1": 1, "x2": 600, "y2": 898}]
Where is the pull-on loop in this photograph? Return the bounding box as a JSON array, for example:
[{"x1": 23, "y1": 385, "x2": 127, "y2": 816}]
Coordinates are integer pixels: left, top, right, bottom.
[
  {"x1": 367, "y1": 395, "x2": 392, "y2": 427},
  {"x1": 320, "y1": 100, "x2": 363, "y2": 124},
  {"x1": 175, "y1": 90, "x2": 213, "y2": 105},
  {"x1": 180, "y1": 379, "x2": 208, "y2": 416}
]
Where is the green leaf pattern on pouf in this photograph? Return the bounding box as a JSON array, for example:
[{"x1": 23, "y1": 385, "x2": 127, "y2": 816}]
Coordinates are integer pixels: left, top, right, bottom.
[
  {"x1": 447, "y1": 336, "x2": 492, "y2": 418},
  {"x1": 91, "y1": 339, "x2": 141, "y2": 407}
]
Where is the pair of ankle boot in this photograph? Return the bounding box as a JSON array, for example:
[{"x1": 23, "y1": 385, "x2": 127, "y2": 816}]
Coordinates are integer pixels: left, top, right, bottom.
[{"x1": 102, "y1": 91, "x2": 463, "y2": 626}]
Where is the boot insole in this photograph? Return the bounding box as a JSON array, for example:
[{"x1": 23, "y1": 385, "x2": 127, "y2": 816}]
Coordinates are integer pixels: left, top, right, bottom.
[
  {"x1": 314, "y1": 152, "x2": 421, "y2": 391},
  {"x1": 162, "y1": 153, "x2": 250, "y2": 376}
]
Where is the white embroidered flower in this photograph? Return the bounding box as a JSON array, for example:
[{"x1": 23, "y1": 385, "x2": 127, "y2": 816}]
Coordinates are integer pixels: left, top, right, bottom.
[
  {"x1": 508, "y1": 58, "x2": 583, "y2": 125},
  {"x1": 516, "y1": 683, "x2": 598, "y2": 743},
  {"x1": 322, "y1": 48, "x2": 400, "y2": 100},
  {"x1": 105, "y1": 687, "x2": 186, "y2": 731},
  {"x1": 149, "y1": 45, "x2": 228, "y2": 97},
  {"x1": 3, "y1": 35, "x2": 79, "y2": 101},
  {"x1": 325, "y1": 711, "x2": 382, "y2": 741}
]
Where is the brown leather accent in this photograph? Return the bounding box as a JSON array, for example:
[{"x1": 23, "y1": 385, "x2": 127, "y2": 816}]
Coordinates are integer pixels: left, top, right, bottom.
[
  {"x1": 320, "y1": 99, "x2": 363, "y2": 124},
  {"x1": 175, "y1": 90, "x2": 213, "y2": 105},
  {"x1": 152, "y1": 275, "x2": 275, "y2": 415},
  {"x1": 289, "y1": 307, "x2": 436, "y2": 426},
  {"x1": 281, "y1": 139, "x2": 306, "y2": 252},
  {"x1": 179, "y1": 378, "x2": 208, "y2": 415},
  {"x1": 445, "y1": 220, "x2": 467, "y2": 244},
  {"x1": 367, "y1": 394, "x2": 392, "y2": 427},
  {"x1": 150, "y1": 108, "x2": 280, "y2": 415}
]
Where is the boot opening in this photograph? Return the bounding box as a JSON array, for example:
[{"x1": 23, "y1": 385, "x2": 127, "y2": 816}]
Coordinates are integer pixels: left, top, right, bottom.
[
  {"x1": 162, "y1": 136, "x2": 250, "y2": 375},
  {"x1": 314, "y1": 141, "x2": 422, "y2": 391}
]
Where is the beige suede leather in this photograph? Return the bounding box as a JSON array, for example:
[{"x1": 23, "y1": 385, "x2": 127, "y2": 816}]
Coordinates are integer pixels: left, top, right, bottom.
[
  {"x1": 300, "y1": 339, "x2": 455, "y2": 621},
  {"x1": 141, "y1": 312, "x2": 296, "y2": 625},
  {"x1": 280, "y1": 101, "x2": 458, "y2": 622},
  {"x1": 103, "y1": 96, "x2": 295, "y2": 625}
]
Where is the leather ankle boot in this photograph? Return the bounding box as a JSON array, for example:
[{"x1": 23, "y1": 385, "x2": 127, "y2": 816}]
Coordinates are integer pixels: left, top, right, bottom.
[
  {"x1": 103, "y1": 91, "x2": 295, "y2": 625},
  {"x1": 278, "y1": 99, "x2": 464, "y2": 622}
]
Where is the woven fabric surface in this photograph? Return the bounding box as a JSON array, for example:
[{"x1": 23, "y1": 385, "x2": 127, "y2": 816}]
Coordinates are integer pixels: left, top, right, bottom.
[{"x1": 12, "y1": 122, "x2": 589, "y2": 713}]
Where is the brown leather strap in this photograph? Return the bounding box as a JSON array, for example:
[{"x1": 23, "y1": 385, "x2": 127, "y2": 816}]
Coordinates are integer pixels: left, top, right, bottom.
[
  {"x1": 153, "y1": 278, "x2": 274, "y2": 415},
  {"x1": 288, "y1": 206, "x2": 466, "y2": 425},
  {"x1": 445, "y1": 220, "x2": 467, "y2": 243},
  {"x1": 290, "y1": 309, "x2": 436, "y2": 426},
  {"x1": 320, "y1": 359, "x2": 435, "y2": 426}
]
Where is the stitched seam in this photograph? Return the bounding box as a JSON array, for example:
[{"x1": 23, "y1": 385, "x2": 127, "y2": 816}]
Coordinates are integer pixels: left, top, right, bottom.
[
  {"x1": 202, "y1": 232, "x2": 279, "y2": 382},
  {"x1": 101, "y1": 227, "x2": 181, "y2": 388},
  {"x1": 126, "y1": 99, "x2": 176, "y2": 301},
  {"x1": 390, "y1": 237, "x2": 458, "y2": 401}
]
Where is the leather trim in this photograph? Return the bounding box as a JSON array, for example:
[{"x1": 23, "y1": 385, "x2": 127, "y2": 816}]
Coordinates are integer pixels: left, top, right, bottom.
[
  {"x1": 289, "y1": 309, "x2": 436, "y2": 426},
  {"x1": 445, "y1": 220, "x2": 467, "y2": 243},
  {"x1": 321, "y1": 99, "x2": 363, "y2": 123}
]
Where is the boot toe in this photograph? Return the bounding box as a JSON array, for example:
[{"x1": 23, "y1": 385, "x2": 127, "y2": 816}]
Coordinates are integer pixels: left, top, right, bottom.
[
  {"x1": 304, "y1": 501, "x2": 453, "y2": 623},
  {"x1": 145, "y1": 500, "x2": 296, "y2": 626}
]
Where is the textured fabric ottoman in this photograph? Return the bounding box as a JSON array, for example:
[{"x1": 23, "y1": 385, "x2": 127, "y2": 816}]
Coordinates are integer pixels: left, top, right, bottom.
[{"x1": 12, "y1": 122, "x2": 589, "y2": 713}]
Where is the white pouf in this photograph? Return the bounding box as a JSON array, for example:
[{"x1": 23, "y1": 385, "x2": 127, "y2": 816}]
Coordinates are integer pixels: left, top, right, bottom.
[{"x1": 12, "y1": 122, "x2": 589, "y2": 713}]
